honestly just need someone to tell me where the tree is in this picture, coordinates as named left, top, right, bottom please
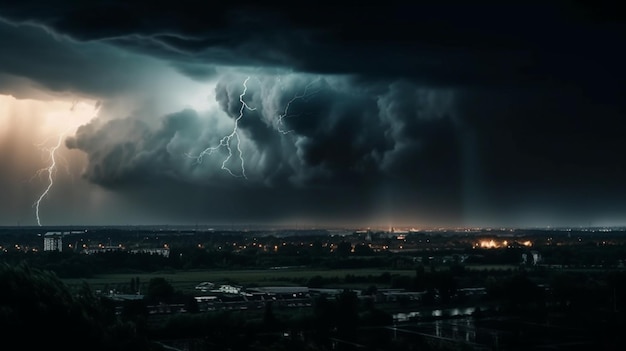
left=434, top=271, right=458, bottom=304
left=336, top=241, right=352, bottom=258
left=353, top=243, right=374, bottom=256
left=145, top=277, right=175, bottom=304
left=335, top=289, right=359, bottom=341
left=313, top=295, right=334, bottom=343
left=263, top=301, right=277, bottom=327
left=0, top=262, right=164, bottom=351
left=308, top=274, right=325, bottom=288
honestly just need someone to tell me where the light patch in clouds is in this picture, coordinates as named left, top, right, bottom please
left=0, top=94, right=100, bottom=225
left=3, top=3, right=623, bottom=228
left=0, top=17, right=488, bottom=228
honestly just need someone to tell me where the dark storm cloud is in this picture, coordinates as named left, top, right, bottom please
left=59, top=73, right=464, bottom=225
left=65, top=109, right=201, bottom=186
left=2, top=1, right=624, bottom=88
left=65, top=74, right=461, bottom=196
left=171, top=63, right=218, bottom=82
left=0, top=17, right=170, bottom=98
left=456, top=85, right=626, bottom=225
left=2, top=1, right=625, bottom=226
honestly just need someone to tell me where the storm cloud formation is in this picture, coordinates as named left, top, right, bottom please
left=64, top=74, right=459, bottom=199
left=0, top=2, right=625, bottom=227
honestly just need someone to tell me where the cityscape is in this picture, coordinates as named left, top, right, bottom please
left=1, top=2, right=625, bottom=350
left=3, top=225, right=626, bottom=260
left=2, top=224, right=626, bottom=350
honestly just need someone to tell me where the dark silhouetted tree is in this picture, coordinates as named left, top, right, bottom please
left=336, top=289, right=359, bottom=341
left=336, top=241, right=352, bottom=258
left=0, top=262, right=163, bottom=351
left=145, top=277, right=175, bottom=304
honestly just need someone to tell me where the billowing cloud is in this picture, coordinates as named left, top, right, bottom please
left=2, top=2, right=623, bottom=88
left=65, top=74, right=459, bottom=192
left=1, top=2, right=625, bottom=227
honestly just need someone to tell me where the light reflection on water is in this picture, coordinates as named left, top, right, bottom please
left=393, top=306, right=476, bottom=322
left=391, top=313, right=481, bottom=344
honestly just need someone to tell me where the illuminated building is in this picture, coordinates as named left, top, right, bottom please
left=43, top=231, right=63, bottom=252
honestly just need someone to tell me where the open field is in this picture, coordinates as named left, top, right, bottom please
left=60, top=264, right=525, bottom=293
left=464, top=264, right=518, bottom=271
left=61, top=268, right=418, bottom=293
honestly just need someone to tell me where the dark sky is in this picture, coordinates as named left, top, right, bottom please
left=0, top=1, right=625, bottom=228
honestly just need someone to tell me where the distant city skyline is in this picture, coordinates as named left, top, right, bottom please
left=1, top=2, right=625, bottom=228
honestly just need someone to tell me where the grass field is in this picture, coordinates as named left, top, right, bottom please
left=60, top=264, right=523, bottom=294
left=464, top=264, right=518, bottom=271
left=61, top=268, right=418, bottom=294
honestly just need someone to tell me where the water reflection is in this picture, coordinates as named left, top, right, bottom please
left=391, top=317, right=481, bottom=345
left=393, top=306, right=476, bottom=322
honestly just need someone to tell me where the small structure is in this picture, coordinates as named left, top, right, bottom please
left=43, top=232, right=63, bottom=252
left=217, top=284, right=242, bottom=294
left=195, top=282, right=215, bottom=292
left=248, top=286, right=310, bottom=299
left=531, top=250, right=542, bottom=265
left=130, top=247, right=170, bottom=257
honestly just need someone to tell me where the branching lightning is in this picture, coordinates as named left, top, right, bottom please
left=33, top=130, right=66, bottom=226
left=186, top=75, right=322, bottom=179
left=31, top=101, right=100, bottom=226
left=187, top=76, right=255, bottom=178
left=277, top=77, right=321, bottom=134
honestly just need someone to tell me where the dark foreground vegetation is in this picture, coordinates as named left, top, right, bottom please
left=2, top=227, right=626, bottom=350
left=0, top=262, right=165, bottom=351
left=2, top=259, right=626, bottom=350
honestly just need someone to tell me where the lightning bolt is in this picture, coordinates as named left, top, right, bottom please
left=187, top=76, right=255, bottom=178
left=33, top=130, right=66, bottom=227
left=31, top=101, right=101, bottom=226
left=186, top=75, right=322, bottom=178
left=276, top=77, right=321, bottom=134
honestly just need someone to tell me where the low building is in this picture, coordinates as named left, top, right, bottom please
left=247, top=286, right=310, bottom=299
left=129, top=247, right=170, bottom=257
left=82, top=245, right=123, bottom=254
left=195, top=282, right=215, bottom=292
left=216, top=284, right=242, bottom=294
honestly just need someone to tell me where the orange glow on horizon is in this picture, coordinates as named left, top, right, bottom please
left=476, top=239, right=533, bottom=249
left=479, top=239, right=499, bottom=248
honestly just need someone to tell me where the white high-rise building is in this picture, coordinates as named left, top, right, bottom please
left=43, top=232, right=63, bottom=252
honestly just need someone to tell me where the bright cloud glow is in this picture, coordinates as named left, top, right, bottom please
left=0, top=94, right=100, bottom=225
left=0, top=95, right=99, bottom=138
